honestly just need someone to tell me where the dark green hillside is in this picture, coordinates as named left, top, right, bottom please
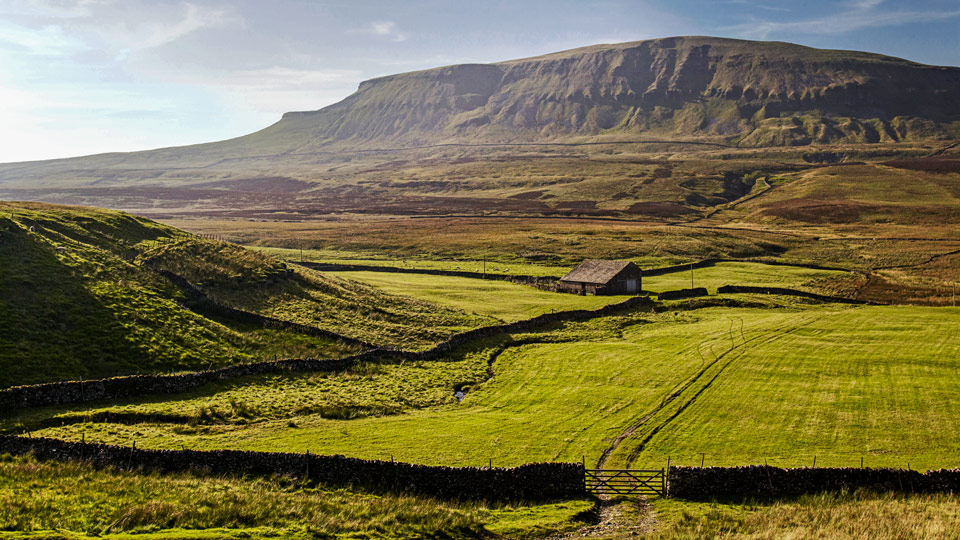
left=145, top=240, right=493, bottom=350
left=0, top=203, right=482, bottom=387
left=0, top=203, right=249, bottom=387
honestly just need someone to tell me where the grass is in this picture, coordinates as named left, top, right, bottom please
left=613, top=304, right=960, bottom=470
left=170, top=217, right=797, bottom=270
left=325, top=271, right=631, bottom=321
left=649, top=491, right=960, bottom=540
left=644, top=261, right=849, bottom=294
left=256, top=246, right=572, bottom=277
left=17, top=301, right=960, bottom=473
left=0, top=453, right=594, bottom=539
left=2, top=344, right=494, bottom=431
left=0, top=203, right=377, bottom=388
left=0, top=202, right=514, bottom=388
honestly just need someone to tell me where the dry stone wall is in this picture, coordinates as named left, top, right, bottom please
left=658, top=287, right=709, bottom=300
left=716, top=285, right=870, bottom=304
left=669, top=465, right=960, bottom=499
left=0, top=435, right=584, bottom=502
left=0, top=296, right=652, bottom=409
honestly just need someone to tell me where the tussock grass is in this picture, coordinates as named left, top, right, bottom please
left=5, top=344, right=496, bottom=431
left=653, top=491, right=960, bottom=539
left=0, top=453, right=593, bottom=539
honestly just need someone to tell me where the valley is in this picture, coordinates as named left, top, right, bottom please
left=1, top=34, right=959, bottom=539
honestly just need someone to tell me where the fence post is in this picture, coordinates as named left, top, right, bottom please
left=666, top=456, right=671, bottom=498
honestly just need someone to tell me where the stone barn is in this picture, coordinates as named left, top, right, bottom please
left=557, top=260, right=642, bottom=295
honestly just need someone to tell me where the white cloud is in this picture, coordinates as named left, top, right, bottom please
left=123, top=2, right=232, bottom=50
left=0, top=22, right=86, bottom=56
left=356, top=20, right=409, bottom=42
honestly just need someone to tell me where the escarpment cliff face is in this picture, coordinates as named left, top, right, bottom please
left=265, top=36, right=960, bottom=148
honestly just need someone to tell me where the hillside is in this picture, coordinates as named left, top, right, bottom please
left=0, top=203, right=487, bottom=388
left=273, top=36, right=960, bottom=147
left=1, top=36, right=957, bottom=188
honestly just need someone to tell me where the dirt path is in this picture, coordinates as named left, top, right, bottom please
left=544, top=497, right=658, bottom=540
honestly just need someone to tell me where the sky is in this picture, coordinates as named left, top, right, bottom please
left=0, top=0, right=958, bottom=163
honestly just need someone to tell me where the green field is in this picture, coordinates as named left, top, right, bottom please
left=18, top=300, right=960, bottom=472
left=643, top=261, right=850, bottom=294
left=326, top=271, right=631, bottom=321
left=6, top=204, right=960, bottom=539
left=255, top=246, right=572, bottom=277
left=620, top=305, right=960, bottom=470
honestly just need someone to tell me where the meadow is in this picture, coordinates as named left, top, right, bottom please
left=647, top=491, right=960, bottom=540
left=642, top=261, right=849, bottom=294
left=325, top=271, right=630, bottom=321
left=5, top=195, right=960, bottom=539
left=19, top=299, right=960, bottom=472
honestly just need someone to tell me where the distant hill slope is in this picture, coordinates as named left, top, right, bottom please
left=1, top=36, right=958, bottom=183
left=269, top=36, right=960, bottom=148
left=0, top=203, right=487, bottom=388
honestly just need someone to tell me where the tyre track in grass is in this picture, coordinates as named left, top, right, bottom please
left=597, top=313, right=824, bottom=469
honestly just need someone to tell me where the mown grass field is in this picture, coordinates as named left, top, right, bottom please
left=643, top=261, right=849, bottom=294
left=19, top=300, right=960, bottom=472
left=619, top=304, right=960, bottom=471
left=0, top=453, right=593, bottom=539
left=325, top=271, right=630, bottom=321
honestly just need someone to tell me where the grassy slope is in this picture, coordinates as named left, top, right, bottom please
left=0, top=453, right=592, bottom=540
left=0, top=203, right=263, bottom=387
left=20, top=301, right=960, bottom=472
left=325, top=271, right=630, bottom=321
left=0, top=202, right=495, bottom=388
left=145, top=241, right=489, bottom=350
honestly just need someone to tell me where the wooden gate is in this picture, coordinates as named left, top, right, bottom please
left=585, top=468, right=666, bottom=496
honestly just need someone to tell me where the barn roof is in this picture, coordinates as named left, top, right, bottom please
left=559, top=260, right=638, bottom=284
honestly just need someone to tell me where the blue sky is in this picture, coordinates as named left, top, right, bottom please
left=0, top=0, right=957, bottom=162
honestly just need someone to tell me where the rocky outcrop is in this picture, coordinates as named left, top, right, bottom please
left=272, top=36, right=960, bottom=146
